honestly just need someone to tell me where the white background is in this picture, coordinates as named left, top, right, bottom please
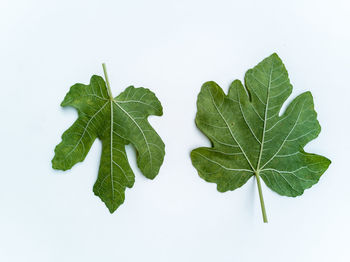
left=1, top=0, right=349, bottom=261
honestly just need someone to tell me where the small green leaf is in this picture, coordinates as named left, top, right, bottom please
left=52, top=65, right=165, bottom=213
left=191, top=53, right=331, bottom=222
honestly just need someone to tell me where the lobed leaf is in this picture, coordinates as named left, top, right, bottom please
left=191, top=53, right=331, bottom=220
left=53, top=75, right=165, bottom=213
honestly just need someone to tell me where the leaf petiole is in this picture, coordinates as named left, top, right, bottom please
left=255, top=171, right=268, bottom=223
left=102, top=63, right=113, bottom=100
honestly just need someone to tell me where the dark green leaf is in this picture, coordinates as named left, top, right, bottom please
left=52, top=71, right=165, bottom=213
left=191, top=53, right=331, bottom=222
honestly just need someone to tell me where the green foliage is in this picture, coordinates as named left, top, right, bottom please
left=52, top=69, right=165, bottom=213
left=191, top=53, right=331, bottom=222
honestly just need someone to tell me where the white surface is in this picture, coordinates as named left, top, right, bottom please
left=0, top=0, right=349, bottom=261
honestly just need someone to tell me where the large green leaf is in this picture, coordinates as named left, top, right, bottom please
left=191, top=53, right=331, bottom=222
left=52, top=66, right=165, bottom=213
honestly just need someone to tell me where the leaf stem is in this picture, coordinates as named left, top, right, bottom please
left=102, top=63, right=113, bottom=100
left=255, top=171, right=268, bottom=223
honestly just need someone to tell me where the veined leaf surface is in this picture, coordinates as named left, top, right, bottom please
left=191, top=53, right=331, bottom=222
left=52, top=66, right=165, bottom=213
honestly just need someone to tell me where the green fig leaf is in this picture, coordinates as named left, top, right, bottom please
left=191, top=53, right=331, bottom=222
left=52, top=66, right=165, bottom=213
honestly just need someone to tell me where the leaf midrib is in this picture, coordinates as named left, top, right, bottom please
left=107, top=94, right=155, bottom=199
left=113, top=100, right=153, bottom=171
left=109, top=100, right=115, bottom=200
left=256, top=67, right=273, bottom=172
left=208, top=64, right=278, bottom=174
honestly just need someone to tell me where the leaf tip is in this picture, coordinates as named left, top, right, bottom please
left=90, top=74, right=105, bottom=82
left=60, top=95, right=71, bottom=107
left=269, top=52, right=281, bottom=60
left=216, top=184, right=227, bottom=193
left=323, top=156, right=332, bottom=170
left=107, top=206, right=117, bottom=214
left=265, top=52, right=284, bottom=66
left=51, top=158, right=69, bottom=171
left=202, top=81, right=219, bottom=90
left=190, top=149, right=199, bottom=164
